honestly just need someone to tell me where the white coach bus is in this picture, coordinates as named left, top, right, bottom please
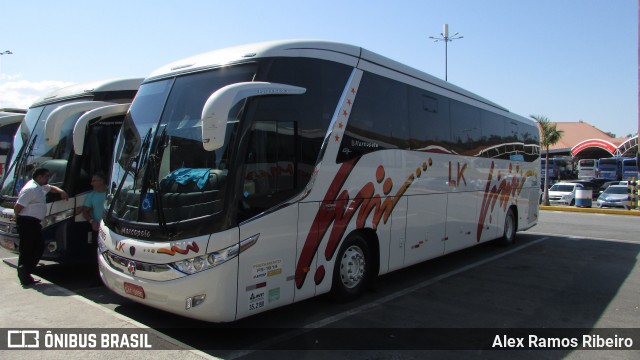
left=0, top=109, right=25, bottom=177
left=0, top=79, right=142, bottom=261
left=98, top=40, right=540, bottom=322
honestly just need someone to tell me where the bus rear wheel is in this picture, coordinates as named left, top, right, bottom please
left=331, top=233, right=370, bottom=301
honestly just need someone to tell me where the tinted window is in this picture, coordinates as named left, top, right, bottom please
left=450, top=100, right=481, bottom=155
left=332, top=71, right=539, bottom=163
left=238, top=58, right=352, bottom=220
left=0, top=121, right=20, bottom=156
left=408, top=88, right=451, bottom=151
left=337, top=72, right=409, bottom=163
left=76, top=116, right=124, bottom=194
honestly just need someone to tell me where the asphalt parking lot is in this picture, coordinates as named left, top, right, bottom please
left=1, top=209, right=639, bottom=360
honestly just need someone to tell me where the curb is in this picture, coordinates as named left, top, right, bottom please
left=539, top=205, right=640, bottom=216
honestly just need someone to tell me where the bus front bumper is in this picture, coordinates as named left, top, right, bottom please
left=98, top=251, right=239, bottom=323
left=0, top=232, right=19, bottom=253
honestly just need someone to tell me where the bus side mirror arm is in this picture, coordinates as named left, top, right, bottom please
left=73, top=103, right=131, bottom=155
left=201, top=82, right=306, bottom=151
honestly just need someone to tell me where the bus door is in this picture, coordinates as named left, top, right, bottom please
left=66, top=104, right=129, bottom=256
left=237, top=205, right=298, bottom=320
left=235, top=119, right=299, bottom=319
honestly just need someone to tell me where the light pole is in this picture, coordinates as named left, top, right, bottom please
left=0, top=50, right=13, bottom=79
left=429, top=24, right=463, bottom=81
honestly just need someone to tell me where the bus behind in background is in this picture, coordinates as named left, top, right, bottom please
left=596, top=157, right=621, bottom=181
left=621, top=158, right=637, bottom=180
left=541, top=157, right=570, bottom=181
left=577, top=159, right=597, bottom=180
left=0, top=109, right=25, bottom=177
left=0, top=78, right=143, bottom=262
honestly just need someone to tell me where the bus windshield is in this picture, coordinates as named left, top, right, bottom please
left=598, top=158, right=618, bottom=167
left=107, top=64, right=259, bottom=238
left=579, top=159, right=595, bottom=167
left=0, top=98, right=89, bottom=199
left=106, top=57, right=354, bottom=241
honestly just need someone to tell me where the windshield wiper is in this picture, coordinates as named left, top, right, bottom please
left=106, top=128, right=153, bottom=221
left=2, top=134, right=39, bottom=197
left=133, top=128, right=153, bottom=190
left=146, top=125, right=169, bottom=234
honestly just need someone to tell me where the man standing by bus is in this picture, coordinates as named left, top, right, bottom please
left=14, top=167, right=68, bottom=287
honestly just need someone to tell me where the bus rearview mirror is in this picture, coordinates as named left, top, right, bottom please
left=44, top=101, right=114, bottom=147
left=201, top=82, right=306, bottom=151
left=73, top=103, right=131, bottom=155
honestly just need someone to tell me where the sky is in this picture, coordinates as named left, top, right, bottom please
left=0, top=0, right=638, bottom=138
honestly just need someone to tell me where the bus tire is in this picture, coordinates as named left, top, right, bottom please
left=331, top=232, right=371, bottom=301
left=498, top=208, right=517, bottom=246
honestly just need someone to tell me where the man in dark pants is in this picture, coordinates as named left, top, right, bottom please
left=14, top=168, right=68, bottom=287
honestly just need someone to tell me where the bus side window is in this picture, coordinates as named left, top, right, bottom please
left=408, top=89, right=451, bottom=151
left=450, top=100, right=481, bottom=155
left=337, top=72, right=409, bottom=163
left=241, top=120, right=297, bottom=220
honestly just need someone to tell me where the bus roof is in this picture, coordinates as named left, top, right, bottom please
left=30, top=78, right=144, bottom=108
left=0, top=112, right=25, bottom=125
left=0, top=108, right=27, bottom=114
left=146, top=40, right=531, bottom=125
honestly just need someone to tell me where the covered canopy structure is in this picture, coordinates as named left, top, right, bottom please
left=540, top=121, right=634, bottom=161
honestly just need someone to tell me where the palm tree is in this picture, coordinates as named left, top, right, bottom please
left=531, top=115, right=564, bottom=206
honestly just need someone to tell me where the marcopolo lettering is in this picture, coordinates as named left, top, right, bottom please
left=121, top=227, right=151, bottom=238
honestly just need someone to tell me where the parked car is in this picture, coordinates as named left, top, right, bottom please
left=599, top=180, right=627, bottom=194
left=547, top=182, right=585, bottom=206
left=596, top=185, right=629, bottom=209
left=564, top=179, right=600, bottom=199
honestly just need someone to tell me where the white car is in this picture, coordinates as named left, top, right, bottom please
left=596, top=185, right=629, bottom=209
left=547, top=182, right=584, bottom=206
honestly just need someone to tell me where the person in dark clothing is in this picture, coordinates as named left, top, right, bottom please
left=14, top=168, right=68, bottom=287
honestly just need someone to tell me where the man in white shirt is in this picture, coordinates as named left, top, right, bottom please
left=14, top=168, right=68, bottom=287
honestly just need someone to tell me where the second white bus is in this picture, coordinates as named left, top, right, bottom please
left=98, top=40, right=540, bottom=322
left=0, top=109, right=25, bottom=177
left=0, top=79, right=142, bottom=261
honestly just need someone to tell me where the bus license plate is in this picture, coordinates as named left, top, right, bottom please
left=124, top=282, right=145, bottom=299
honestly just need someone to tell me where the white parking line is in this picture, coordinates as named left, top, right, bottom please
left=0, top=258, right=220, bottom=360
left=226, top=236, right=549, bottom=359
left=524, top=231, right=640, bottom=244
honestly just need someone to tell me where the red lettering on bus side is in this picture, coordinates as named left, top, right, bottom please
left=295, top=160, right=358, bottom=289
left=296, top=160, right=427, bottom=289
left=477, top=162, right=530, bottom=242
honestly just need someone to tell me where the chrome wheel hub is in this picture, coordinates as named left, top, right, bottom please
left=339, top=245, right=365, bottom=288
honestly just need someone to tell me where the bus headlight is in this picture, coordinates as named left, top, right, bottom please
left=43, top=209, right=75, bottom=227
left=169, top=233, right=259, bottom=275
left=97, top=234, right=108, bottom=255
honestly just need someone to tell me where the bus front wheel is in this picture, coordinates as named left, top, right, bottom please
left=498, top=208, right=517, bottom=246
left=331, top=233, right=371, bottom=301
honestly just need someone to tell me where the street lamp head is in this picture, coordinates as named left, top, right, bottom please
left=429, top=24, right=463, bottom=81
left=0, top=50, right=12, bottom=55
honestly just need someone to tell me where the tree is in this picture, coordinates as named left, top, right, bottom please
left=531, top=115, right=564, bottom=206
